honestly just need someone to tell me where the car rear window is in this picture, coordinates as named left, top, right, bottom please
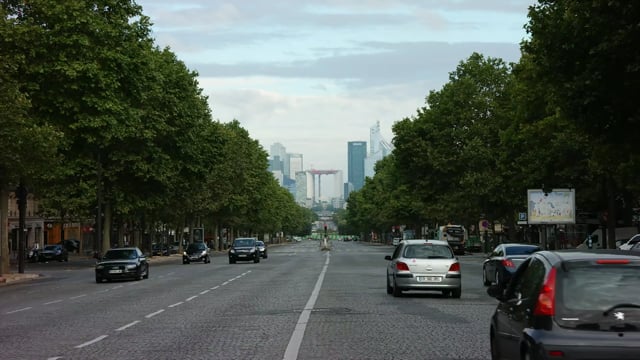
left=403, top=244, right=453, bottom=259
left=505, top=245, right=540, bottom=256
left=556, top=261, right=640, bottom=329
left=234, top=239, right=255, bottom=247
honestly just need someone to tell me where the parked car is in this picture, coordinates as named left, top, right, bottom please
left=256, top=240, right=268, bottom=258
left=95, top=247, right=149, bottom=283
left=152, top=243, right=170, bottom=256
left=385, top=239, right=461, bottom=298
left=618, top=233, right=640, bottom=250
left=482, top=243, right=541, bottom=286
left=183, top=242, right=211, bottom=264
left=487, top=249, right=640, bottom=359
left=61, top=239, right=80, bottom=253
left=228, top=237, right=260, bottom=264
left=38, top=244, right=69, bottom=262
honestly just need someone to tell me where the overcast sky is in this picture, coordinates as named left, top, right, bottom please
left=136, top=0, right=534, bottom=175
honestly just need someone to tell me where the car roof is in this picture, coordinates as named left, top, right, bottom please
left=535, top=249, right=640, bottom=265
left=107, top=247, right=139, bottom=251
left=402, top=239, right=450, bottom=246
left=501, top=243, right=539, bottom=247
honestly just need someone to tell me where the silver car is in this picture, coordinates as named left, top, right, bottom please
left=385, top=239, right=462, bottom=298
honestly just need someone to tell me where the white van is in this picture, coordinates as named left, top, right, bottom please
left=576, top=227, right=638, bottom=249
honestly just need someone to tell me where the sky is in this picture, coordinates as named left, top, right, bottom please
left=136, top=0, right=535, bottom=176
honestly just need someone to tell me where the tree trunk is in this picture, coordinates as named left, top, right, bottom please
left=102, top=202, right=112, bottom=252
left=0, top=188, right=10, bottom=274
left=606, top=176, right=617, bottom=249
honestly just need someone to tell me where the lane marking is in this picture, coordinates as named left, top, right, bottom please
left=6, top=307, right=32, bottom=314
left=210, top=286, right=220, bottom=290
left=199, top=290, right=210, bottom=295
left=145, top=309, right=165, bottom=318
left=222, top=281, right=229, bottom=286
left=69, top=294, right=87, bottom=300
left=44, top=299, right=63, bottom=305
left=186, top=295, right=198, bottom=302
left=283, top=252, right=330, bottom=360
left=75, top=335, right=108, bottom=348
left=116, top=320, right=140, bottom=331
left=169, top=302, right=184, bottom=308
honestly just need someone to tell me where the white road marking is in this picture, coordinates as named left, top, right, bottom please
left=111, top=285, right=123, bottom=290
left=222, top=281, right=229, bottom=285
left=116, top=320, right=140, bottom=331
left=283, top=252, right=330, bottom=360
left=186, top=295, right=197, bottom=301
left=145, top=309, right=165, bottom=318
left=169, top=302, right=184, bottom=308
left=69, top=294, right=87, bottom=300
left=75, top=335, right=108, bottom=348
left=199, top=290, right=210, bottom=295
left=6, top=307, right=32, bottom=314
left=210, top=286, right=220, bottom=290
left=44, top=299, right=63, bottom=305
left=47, top=357, right=63, bottom=360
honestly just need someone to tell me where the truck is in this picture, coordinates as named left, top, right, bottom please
left=438, top=225, right=467, bottom=255
left=576, top=227, right=638, bottom=249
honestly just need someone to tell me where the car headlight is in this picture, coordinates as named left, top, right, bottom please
left=230, top=249, right=235, bottom=253
left=183, top=251, right=188, bottom=256
left=201, top=251, right=207, bottom=256
left=96, top=265, right=104, bottom=270
left=126, top=264, right=137, bottom=270
left=249, top=248, right=255, bottom=253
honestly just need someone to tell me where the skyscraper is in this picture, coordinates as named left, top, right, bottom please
left=347, top=141, right=367, bottom=193
left=364, top=121, right=394, bottom=178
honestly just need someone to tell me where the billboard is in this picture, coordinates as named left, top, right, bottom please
left=527, top=189, right=575, bottom=224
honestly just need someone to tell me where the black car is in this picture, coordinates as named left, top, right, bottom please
left=488, top=250, right=640, bottom=359
left=183, top=242, right=211, bottom=264
left=256, top=240, right=267, bottom=259
left=228, top=237, right=260, bottom=264
left=482, top=243, right=541, bottom=286
left=38, top=244, right=69, bottom=262
left=61, top=239, right=80, bottom=253
left=95, top=247, right=149, bottom=283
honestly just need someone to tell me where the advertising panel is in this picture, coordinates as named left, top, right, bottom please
left=527, top=189, right=576, bottom=224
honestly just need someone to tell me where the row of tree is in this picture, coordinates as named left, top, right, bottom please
left=0, top=1, right=314, bottom=273
left=342, top=1, right=640, bottom=246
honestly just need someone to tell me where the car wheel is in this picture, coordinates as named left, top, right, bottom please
left=206, top=256, right=211, bottom=264
left=451, top=287, right=462, bottom=299
left=483, top=267, right=490, bottom=286
left=95, top=275, right=102, bottom=283
left=229, top=258, right=235, bottom=264
left=392, top=278, right=402, bottom=297
left=386, top=275, right=393, bottom=294
left=143, top=266, right=149, bottom=279
left=136, top=269, right=143, bottom=281
left=263, top=253, right=268, bottom=259
left=495, top=270, right=501, bottom=286
left=254, top=255, right=260, bottom=263
left=183, top=260, right=189, bottom=264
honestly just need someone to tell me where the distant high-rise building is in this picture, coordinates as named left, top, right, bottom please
left=348, top=141, right=367, bottom=192
left=288, top=153, right=303, bottom=179
left=364, top=121, right=394, bottom=178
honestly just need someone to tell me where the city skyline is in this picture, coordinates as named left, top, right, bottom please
left=135, top=0, right=531, bottom=174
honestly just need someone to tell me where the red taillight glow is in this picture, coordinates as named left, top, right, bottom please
left=396, top=262, right=410, bottom=271
left=534, top=267, right=557, bottom=316
left=548, top=350, right=564, bottom=357
left=448, top=262, right=460, bottom=272
left=502, top=259, right=515, bottom=268
left=596, top=259, right=630, bottom=265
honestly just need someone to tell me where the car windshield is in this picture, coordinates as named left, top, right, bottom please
left=504, top=245, right=540, bottom=256
left=43, top=245, right=59, bottom=251
left=187, top=243, right=205, bottom=251
left=557, top=262, right=640, bottom=328
left=256, top=241, right=264, bottom=246
left=103, top=250, right=137, bottom=260
left=234, top=239, right=255, bottom=247
left=403, top=244, right=453, bottom=259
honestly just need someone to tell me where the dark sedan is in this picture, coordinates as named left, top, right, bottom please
left=95, top=247, right=149, bottom=283
left=488, top=250, right=640, bottom=359
left=482, top=243, right=541, bottom=286
left=228, top=237, right=260, bottom=264
left=38, top=244, right=68, bottom=262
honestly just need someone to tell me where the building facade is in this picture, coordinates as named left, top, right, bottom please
left=347, top=141, right=367, bottom=193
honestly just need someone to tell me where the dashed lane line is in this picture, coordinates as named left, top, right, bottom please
left=145, top=309, right=165, bottom=318
left=116, top=321, right=140, bottom=331
left=75, top=335, right=108, bottom=349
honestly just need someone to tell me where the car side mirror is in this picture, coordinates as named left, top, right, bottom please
left=384, top=255, right=392, bottom=261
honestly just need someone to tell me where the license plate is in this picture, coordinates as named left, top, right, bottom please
left=417, top=276, right=441, bottom=282
left=238, top=254, right=247, bottom=257
left=109, top=269, right=123, bottom=274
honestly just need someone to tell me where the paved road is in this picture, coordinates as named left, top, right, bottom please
left=0, top=241, right=495, bottom=360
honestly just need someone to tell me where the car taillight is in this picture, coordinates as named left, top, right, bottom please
left=448, top=262, right=460, bottom=272
left=596, top=259, right=630, bottom=265
left=501, top=259, right=515, bottom=268
left=534, top=267, right=557, bottom=316
left=396, top=262, right=410, bottom=271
